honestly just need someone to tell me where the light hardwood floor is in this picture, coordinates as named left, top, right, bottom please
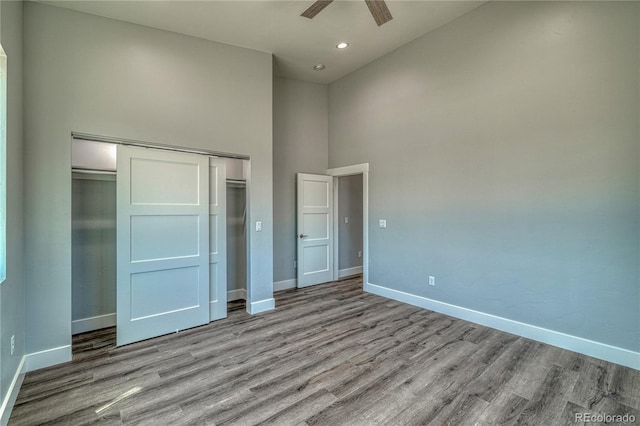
left=9, top=276, right=640, bottom=425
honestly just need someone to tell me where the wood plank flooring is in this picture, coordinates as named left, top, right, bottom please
left=9, top=276, right=640, bottom=425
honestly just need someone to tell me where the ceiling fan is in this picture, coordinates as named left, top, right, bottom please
left=301, top=0, right=393, bottom=27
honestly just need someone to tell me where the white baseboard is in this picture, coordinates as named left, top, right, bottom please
left=228, top=289, right=247, bottom=302
left=24, top=345, right=72, bottom=373
left=248, top=298, right=275, bottom=314
left=274, top=272, right=362, bottom=290
left=274, top=279, right=296, bottom=292
left=365, top=282, right=640, bottom=370
left=0, top=356, right=26, bottom=425
left=339, top=266, right=363, bottom=279
left=72, top=313, right=116, bottom=335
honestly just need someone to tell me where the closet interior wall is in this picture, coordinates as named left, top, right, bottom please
left=227, top=182, right=247, bottom=301
left=71, top=172, right=116, bottom=334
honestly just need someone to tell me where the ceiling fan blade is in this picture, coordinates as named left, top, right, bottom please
left=301, top=0, right=334, bottom=19
left=364, top=0, right=393, bottom=26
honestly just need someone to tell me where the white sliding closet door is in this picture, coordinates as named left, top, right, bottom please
left=208, top=157, right=227, bottom=321
left=116, top=145, right=210, bottom=346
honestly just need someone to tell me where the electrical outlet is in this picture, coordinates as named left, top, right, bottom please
left=358, top=250, right=362, bottom=258
left=379, top=219, right=387, bottom=228
left=255, top=221, right=262, bottom=232
left=428, top=276, right=435, bottom=286
left=10, top=335, right=15, bottom=356
left=345, top=216, right=349, bottom=224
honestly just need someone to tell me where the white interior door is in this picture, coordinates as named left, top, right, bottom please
left=208, top=157, right=227, bottom=321
left=297, top=173, right=334, bottom=288
left=116, top=145, right=210, bottom=346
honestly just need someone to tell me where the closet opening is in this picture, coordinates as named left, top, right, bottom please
left=72, top=169, right=117, bottom=335
left=226, top=179, right=247, bottom=312
left=71, top=136, right=249, bottom=350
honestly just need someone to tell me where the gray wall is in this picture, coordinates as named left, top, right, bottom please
left=24, top=2, right=273, bottom=359
left=71, top=176, right=116, bottom=323
left=0, top=0, right=25, bottom=412
left=329, top=1, right=639, bottom=351
left=338, top=175, right=363, bottom=271
left=273, top=77, right=328, bottom=283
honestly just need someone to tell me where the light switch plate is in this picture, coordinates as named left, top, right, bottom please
left=379, top=219, right=387, bottom=228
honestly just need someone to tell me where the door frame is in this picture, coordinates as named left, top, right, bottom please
left=327, top=163, right=369, bottom=288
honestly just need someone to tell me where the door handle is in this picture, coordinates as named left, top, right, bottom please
left=299, top=234, right=308, bottom=238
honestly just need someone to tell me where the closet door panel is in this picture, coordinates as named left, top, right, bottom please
left=116, top=146, right=210, bottom=346
left=209, top=158, right=227, bottom=321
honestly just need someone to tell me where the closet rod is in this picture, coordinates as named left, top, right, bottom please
left=72, top=168, right=116, bottom=176
left=72, top=132, right=250, bottom=160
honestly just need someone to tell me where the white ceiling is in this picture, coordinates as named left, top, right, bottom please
left=40, top=1, right=486, bottom=84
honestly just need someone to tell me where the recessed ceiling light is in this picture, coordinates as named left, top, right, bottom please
left=313, top=64, right=326, bottom=71
left=336, top=42, right=349, bottom=49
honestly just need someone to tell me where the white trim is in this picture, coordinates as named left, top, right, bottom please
left=365, top=282, right=640, bottom=370
left=326, top=163, right=369, bottom=176
left=327, top=163, right=369, bottom=290
left=24, top=345, right=72, bottom=372
left=0, top=46, right=7, bottom=284
left=247, top=298, right=275, bottom=314
left=332, top=178, right=340, bottom=282
left=243, top=159, right=252, bottom=308
left=362, top=171, right=368, bottom=286
left=72, top=313, right=116, bottom=335
left=227, top=288, right=247, bottom=301
left=0, top=356, right=26, bottom=425
left=274, top=279, right=297, bottom=292
left=339, top=266, right=363, bottom=279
